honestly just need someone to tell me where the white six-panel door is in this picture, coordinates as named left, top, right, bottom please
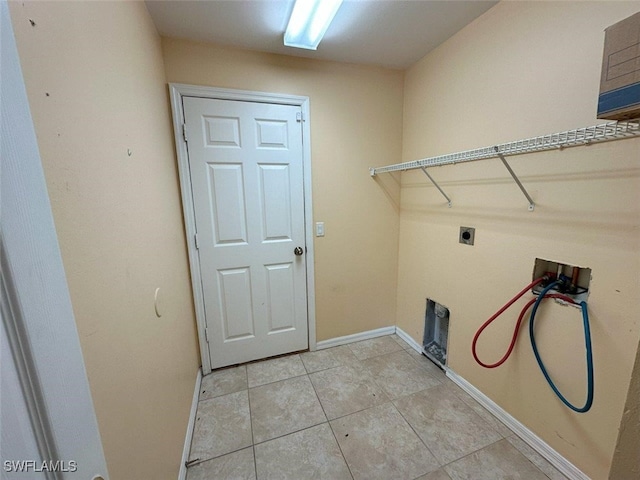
left=183, top=97, right=308, bottom=369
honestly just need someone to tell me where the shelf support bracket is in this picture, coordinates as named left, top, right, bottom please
left=420, top=167, right=452, bottom=208
left=494, top=147, right=535, bottom=211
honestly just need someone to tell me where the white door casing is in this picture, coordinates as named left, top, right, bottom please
left=169, top=85, right=316, bottom=374
left=2, top=1, right=109, bottom=477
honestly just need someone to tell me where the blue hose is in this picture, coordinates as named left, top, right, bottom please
left=529, top=281, right=594, bottom=413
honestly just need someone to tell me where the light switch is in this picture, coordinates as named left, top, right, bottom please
left=315, top=222, right=325, bottom=237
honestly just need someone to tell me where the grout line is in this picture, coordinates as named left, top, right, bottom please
left=251, top=420, right=329, bottom=447
left=392, top=400, right=443, bottom=469
left=347, top=343, right=406, bottom=362
left=438, top=382, right=505, bottom=439
left=306, top=354, right=390, bottom=422
left=439, top=434, right=568, bottom=480
left=247, top=371, right=308, bottom=390
left=327, top=422, right=356, bottom=480
left=307, top=337, right=441, bottom=422
left=441, top=379, right=514, bottom=439
left=250, top=371, right=349, bottom=476
left=316, top=377, right=356, bottom=480
left=307, top=371, right=329, bottom=420
left=438, top=436, right=505, bottom=471
left=246, top=354, right=307, bottom=389
left=325, top=399, right=394, bottom=423
left=189, top=445, right=253, bottom=468
left=250, top=373, right=327, bottom=448
left=300, top=356, right=313, bottom=375
left=245, top=383, right=258, bottom=480
left=243, top=366, right=258, bottom=480
left=446, top=370, right=588, bottom=479
left=505, top=435, right=568, bottom=480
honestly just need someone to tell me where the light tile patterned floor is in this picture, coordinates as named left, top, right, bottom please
left=187, top=334, right=568, bottom=480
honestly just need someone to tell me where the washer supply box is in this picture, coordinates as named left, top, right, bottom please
left=598, top=12, right=640, bottom=121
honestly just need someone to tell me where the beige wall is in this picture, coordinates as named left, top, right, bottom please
left=398, top=2, right=640, bottom=479
left=9, top=2, right=200, bottom=479
left=10, top=1, right=639, bottom=478
left=162, top=38, right=404, bottom=341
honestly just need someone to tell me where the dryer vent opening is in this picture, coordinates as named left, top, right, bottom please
left=423, top=299, right=449, bottom=369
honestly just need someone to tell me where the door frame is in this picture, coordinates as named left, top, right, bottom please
left=2, top=1, right=109, bottom=476
left=169, top=84, right=316, bottom=374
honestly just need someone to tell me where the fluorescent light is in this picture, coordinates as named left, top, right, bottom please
left=284, top=0, right=343, bottom=50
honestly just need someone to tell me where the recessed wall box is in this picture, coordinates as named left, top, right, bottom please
left=423, top=299, right=449, bottom=369
left=532, top=258, right=591, bottom=303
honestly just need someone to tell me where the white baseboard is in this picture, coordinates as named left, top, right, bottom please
left=394, top=326, right=423, bottom=354
left=316, top=326, right=396, bottom=350
left=178, top=367, right=202, bottom=480
left=446, top=369, right=590, bottom=480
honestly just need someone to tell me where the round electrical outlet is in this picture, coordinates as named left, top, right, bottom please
left=459, top=227, right=475, bottom=245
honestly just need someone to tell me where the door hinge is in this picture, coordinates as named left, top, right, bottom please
left=296, top=111, right=303, bottom=123
left=182, top=123, right=188, bottom=142
left=194, top=232, right=200, bottom=249
left=204, top=327, right=210, bottom=343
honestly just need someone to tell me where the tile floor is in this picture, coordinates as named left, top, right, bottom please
left=186, top=334, right=568, bottom=480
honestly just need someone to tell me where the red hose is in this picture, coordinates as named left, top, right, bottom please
left=471, top=277, right=578, bottom=369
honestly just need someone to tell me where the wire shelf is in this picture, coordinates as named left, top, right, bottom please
left=369, top=119, right=640, bottom=176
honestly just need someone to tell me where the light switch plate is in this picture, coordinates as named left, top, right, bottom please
left=316, top=222, right=325, bottom=237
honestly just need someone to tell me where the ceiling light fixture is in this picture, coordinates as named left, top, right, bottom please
left=284, top=0, right=344, bottom=50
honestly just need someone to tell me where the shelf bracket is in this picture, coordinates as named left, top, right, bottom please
left=420, top=167, right=452, bottom=208
left=494, top=147, right=535, bottom=211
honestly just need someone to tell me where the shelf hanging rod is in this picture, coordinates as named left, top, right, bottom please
left=420, top=167, right=452, bottom=208
left=369, top=119, right=640, bottom=177
left=495, top=147, right=535, bottom=211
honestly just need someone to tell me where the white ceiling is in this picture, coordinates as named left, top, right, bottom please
left=146, top=0, right=498, bottom=70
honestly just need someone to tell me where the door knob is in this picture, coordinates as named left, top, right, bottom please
left=294, top=246, right=304, bottom=256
